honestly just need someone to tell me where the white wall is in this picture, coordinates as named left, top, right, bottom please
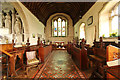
left=74, top=2, right=105, bottom=45
left=74, top=1, right=118, bottom=46
left=12, top=2, right=45, bottom=45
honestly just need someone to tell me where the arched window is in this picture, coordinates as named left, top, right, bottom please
left=109, top=3, right=119, bottom=37
left=79, top=23, right=85, bottom=39
left=52, top=17, right=67, bottom=37
left=99, top=2, right=119, bottom=37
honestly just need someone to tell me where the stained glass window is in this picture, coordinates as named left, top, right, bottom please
left=54, top=20, right=57, bottom=36
left=52, top=17, right=67, bottom=37
left=58, top=18, right=61, bottom=36
left=62, top=20, right=65, bottom=36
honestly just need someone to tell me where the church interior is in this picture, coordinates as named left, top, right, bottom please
left=0, top=0, right=120, bottom=80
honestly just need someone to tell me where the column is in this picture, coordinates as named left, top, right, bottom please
left=11, top=10, right=15, bottom=39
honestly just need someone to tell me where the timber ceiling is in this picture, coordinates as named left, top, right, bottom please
left=22, top=2, right=95, bottom=26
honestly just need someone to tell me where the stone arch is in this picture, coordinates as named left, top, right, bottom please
left=11, top=2, right=29, bottom=34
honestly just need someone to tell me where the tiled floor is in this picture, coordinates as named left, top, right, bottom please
left=34, top=50, right=87, bottom=79
left=4, top=50, right=92, bottom=79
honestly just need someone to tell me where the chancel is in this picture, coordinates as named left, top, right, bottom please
left=0, top=0, right=120, bottom=80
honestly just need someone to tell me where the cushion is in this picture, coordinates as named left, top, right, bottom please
left=107, top=59, right=120, bottom=67
left=26, top=51, right=36, bottom=60
left=27, top=58, right=39, bottom=65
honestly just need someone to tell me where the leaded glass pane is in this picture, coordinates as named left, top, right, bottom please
left=58, top=18, right=61, bottom=36
left=111, top=16, right=118, bottom=36
left=62, top=20, right=65, bottom=36
left=52, top=17, right=67, bottom=37
left=54, top=20, right=57, bottom=36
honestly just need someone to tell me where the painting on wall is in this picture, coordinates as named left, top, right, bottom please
left=87, top=16, right=93, bottom=26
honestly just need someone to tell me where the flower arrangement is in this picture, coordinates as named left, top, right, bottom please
left=109, top=32, right=118, bottom=37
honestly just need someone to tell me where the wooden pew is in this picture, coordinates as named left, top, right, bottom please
left=67, top=42, right=72, bottom=54
left=36, top=37, right=52, bottom=62
left=104, top=45, right=120, bottom=80
left=0, top=44, right=25, bottom=77
left=25, top=37, right=41, bottom=51
left=1, top=37, right=41, bottom=77
left=38, top=45, right=52, bottom=62
left=0, top=44, right=15, bottom=76
left=68, top=40, right=88, bottom=70
left=92, top=37, right=119, bottom=48
left=88, top=37, right=106, bottom=79
left=71, top=45, right=82, bottom=69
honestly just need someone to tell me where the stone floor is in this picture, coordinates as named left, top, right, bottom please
left=3, top=50, right=93, bottom=79
left=35, top=50, right=85, bottom=79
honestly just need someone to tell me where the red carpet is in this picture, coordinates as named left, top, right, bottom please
left=34, top=50, right=87, bottom=79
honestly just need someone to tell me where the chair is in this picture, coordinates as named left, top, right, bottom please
left=25, top=51, right=41, bottom=75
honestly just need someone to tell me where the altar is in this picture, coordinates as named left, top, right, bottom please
left=54, top=41, right=66, bottom=50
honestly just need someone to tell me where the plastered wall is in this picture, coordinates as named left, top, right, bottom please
left=74, top=1, right=118, bottom=46
left=11, top=2, right=45, bottom=45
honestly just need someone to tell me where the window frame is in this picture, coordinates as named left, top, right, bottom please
left=52, top=16, right=68, bottom=37
left=109, top=3, right=119, bottom=37
left=99, top=1, right=119, bottom=38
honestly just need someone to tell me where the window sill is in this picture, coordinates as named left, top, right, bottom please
left=103, top=37, right=118, bottom=39
left=103, top=36, right=118, bottom=39
left=52, top=36, right=66, bottom=37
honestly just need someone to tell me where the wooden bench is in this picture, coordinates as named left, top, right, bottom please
left=0, top=44, right=25, bottom=77
left=70, top=45, right=88, bottom=70
left=104, top=45, right=120, bottom=80
left=38, top=45, right=52, bottom=62
left=88, top=37, right=106, bottom=79
left=67, top=39, right=89, bottom=70
left=67, top=42, right=72, bottom=54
